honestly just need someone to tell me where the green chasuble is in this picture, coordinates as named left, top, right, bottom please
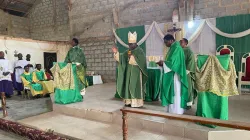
left=64, top=45, right=88, bottom=90
left=196, top=55, right=230, bottom=128
left=183, top=47, right=197, bottom=105
left=161, top=41, right=188, bottom=109
left=116, top=47, right=148, bottom=100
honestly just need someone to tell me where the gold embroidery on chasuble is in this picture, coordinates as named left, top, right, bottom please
left=195, top=56, right=238, bottom=96
left=51, top=63, right=75, bottom=90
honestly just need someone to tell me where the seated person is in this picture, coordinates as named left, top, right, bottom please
left=33, top=64, right=54, bottom=95
left=21, top=65, right=43, bottom=97
left=45, top=69, right=53, bottom=80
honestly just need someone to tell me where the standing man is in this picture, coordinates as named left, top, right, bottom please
left=0, top=51, right=13, bottom=117
left=157, top=34, right=188, bottom=114
left=0, top=51, right=13, bottom=98
left=13, top=53, right=28, bottom=95
left=26, top=54, right=34, bottom=72
left=64, top=38, right=88, bottom=97
left=180, top=38, right=197, bottom=108
left=112, top=32, right=148, bottom=107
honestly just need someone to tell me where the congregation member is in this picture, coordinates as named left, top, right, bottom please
left=112, top=32, right=148, bottom=108
left=21, top=65, right=43, bottom=97
left=64, top=38, right=88, bottom=96
left=157, top=34, right=188, bottom=114
left=13, top=53, right=28, bottom=95
left=0, top=51, right=13, bottom=98
left=45, top=69, right=53, bottom=80
left=180, top=38, right=197, bottom=108
left=33, top=64, right=54, bottom=96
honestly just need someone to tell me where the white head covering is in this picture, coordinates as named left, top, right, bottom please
left=128, top=32, right=137, bottom=43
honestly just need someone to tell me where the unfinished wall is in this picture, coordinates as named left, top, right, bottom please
left=69, top=0, right=178, bottom=82
left=0, top=0, right=250, bottom=82
left=28, top=0, right=70, bottom=41
left=0, top=10, right=30, bottom=38
left=194, top=0, right=250, bottom=19
left=81, top=37, right=116, bottom=82
left=68, top=0, right=250, bottom=82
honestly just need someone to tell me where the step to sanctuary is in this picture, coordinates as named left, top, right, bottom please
left=46, top=83, right=250, bottom=140
left=15, top=83, right=250, bottom=140
left=18, top=112, right=193, bottom=140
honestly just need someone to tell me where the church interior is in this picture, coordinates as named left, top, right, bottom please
left=0, top=0, right=250, bottom=140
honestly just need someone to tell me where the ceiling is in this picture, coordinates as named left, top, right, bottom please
left=0, top=0, right=37, bottom=17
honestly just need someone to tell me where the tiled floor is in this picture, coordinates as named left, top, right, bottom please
left=19, top=112, right=191, bottom=140
left=1, top=95, right=52, bottom=120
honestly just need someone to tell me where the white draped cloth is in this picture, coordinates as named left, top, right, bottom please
left=184, top=18, right=216, bottom=55
left=163, top=63, right=184, bottom=115
left=0, top=59, right=12, bottom=81
left=14, top=60, right=28, bottom=83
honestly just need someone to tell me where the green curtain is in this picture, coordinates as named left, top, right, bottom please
left=115, top=25, right=146, bottom=53
left=115, top=25, right=146, bottom=98
left=216, top=14, right=250, bottom=88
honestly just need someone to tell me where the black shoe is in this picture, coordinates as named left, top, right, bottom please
left=5, top=95, right=11, bottom=98
left=17, top=91, right=22, bottom=96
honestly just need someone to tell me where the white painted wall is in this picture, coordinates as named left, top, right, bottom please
left=0, top=37, right=70, bottom=70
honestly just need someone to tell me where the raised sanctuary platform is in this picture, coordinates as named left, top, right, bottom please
left=19, top=83, right=250, bottom=140
left=50, top=83, right=250, bottom=140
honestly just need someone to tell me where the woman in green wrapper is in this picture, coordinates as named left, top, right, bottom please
left=112, top=31, right=148, bottom=107
left=33, top=64, right=54, bottom=95
left=64, top=38, right=88, bottom=97
left=21, top=65, right=43, bottom=97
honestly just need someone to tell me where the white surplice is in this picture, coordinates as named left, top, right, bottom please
left=163, top=63, right=184, bottom=115
left=14, top=60, right=28, bottom=83
left=0, top=59, right=12, bottom=81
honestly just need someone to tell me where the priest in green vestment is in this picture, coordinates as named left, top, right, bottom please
left=180, top=38, right=197, bottom=108
left=64, top=38, right=88, bottom=97
left=157, top=34, right=188, bottom=114
left=112, top=32, right=148, bottom=107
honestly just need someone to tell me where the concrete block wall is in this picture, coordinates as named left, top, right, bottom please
left=0, top=10, right=30, bottom=38
left=28, top=0, right=70, bottom=41
left=80, top=37, right=116, bottom=82
left=194, top=0, right=250, bottom=19
left=0, top=10, right=9, bottom=36
left=69, top=0, right=178, bottom=82
left=11, top=16, right=30, bottom=38
left=69, top=0, right=177, bottom=39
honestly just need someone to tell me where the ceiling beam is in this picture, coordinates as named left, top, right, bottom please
left=11, top=0, right=33, bottom=7
left=3, top=7, right=27, bottom=13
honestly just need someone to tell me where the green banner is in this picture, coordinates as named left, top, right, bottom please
left=216, top=14, right=250, bottom=88
left=115, top=25, right=146, bottom=53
